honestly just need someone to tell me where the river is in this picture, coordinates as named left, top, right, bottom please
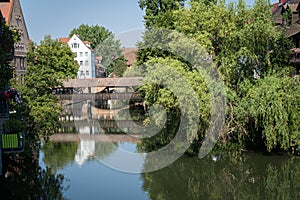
left=2, top=101, right=300, bottom=199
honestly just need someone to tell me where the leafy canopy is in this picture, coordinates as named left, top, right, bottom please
left=21, top=35, right=78, bottom=141
left=69, top=24, right=112, bottom=49
left=136, top=0, right=300, bottom=154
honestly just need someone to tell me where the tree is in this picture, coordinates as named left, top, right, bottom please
left=139, top=0, right=186, bottom=28
left=94, top=34, right=126, bottom=76
left=111, top=56, right=128, bottom=77
left=238, top=75, right=300, bottom=153
left=0, top=16, right=15, bottom=90
left=69, top=24, right=112, bottom=49
left=136, top=0, right=300, bottom=154
left=20, top=35, right=78, bottom=141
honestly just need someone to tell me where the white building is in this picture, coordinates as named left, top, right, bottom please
left=60, top=34, right=96, bottom=79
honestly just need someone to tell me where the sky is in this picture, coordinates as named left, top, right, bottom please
left=20, top=0, right=145, bottom=47
left=20, top=0, right=279, bottom=47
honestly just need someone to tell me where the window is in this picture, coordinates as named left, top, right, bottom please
left=80, top=70, right=84, bottom=75
left=20, top=57, right=25, bottom=69
left=72, top=43, right=79, bottom=48
left=85, top=60, right=89, bottom=66
left=74, top=52, right=77, bottom=57
left=85, top=52, right=88, bottom=56
left=80, top=61, right=83, bottom=66
left=80, top=52, right=83, bottom=57
left=86, top=70, right=89, bottom=76
left=14, top=57, right=20, bottom=69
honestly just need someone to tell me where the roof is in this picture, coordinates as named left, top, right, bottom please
left=59, top=37, right=70, bottom=43
left=122, top=48, right=138, bottom=66
left=0, top=0, right=13, bottom=23
left=272, top=0, right=300, bottom=38
left=59, top=35, right=93, bottom=50
left=286, top=26, right=300, bottom=37
left=83, top=41, right=90, bottom=45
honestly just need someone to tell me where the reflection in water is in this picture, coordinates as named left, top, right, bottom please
left=39, top=101, right=300, bottom=199
left=75, top=139, right=95, bottom=166
left=0, top=152, right=68, bottom=199
left=43, top=141, right=119, bottom=168
left=41, top=139, right=300, bottom=199
left=42, top=142, right=78, bottom=172
left=59, top=100, right=146, bottom=134
left=142, top=152, right=300, bottom=200
left=94, top=142, right=118, bottom=160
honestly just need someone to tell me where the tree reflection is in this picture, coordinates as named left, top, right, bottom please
left=42, top=141, right=118, bottom=167
left=42, top=142, right=78, bottom=172
left=141, top=152, right=300, bottom=200
left=94, top=142, right=118, bottom=160
left=0, top=153, right=68, bottom=199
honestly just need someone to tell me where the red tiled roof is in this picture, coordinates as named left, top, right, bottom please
left=59, top=37, right=70, bottom=43
left=0, top=0, right=13, bottom=23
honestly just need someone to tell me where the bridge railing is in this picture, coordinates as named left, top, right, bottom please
left=56, top=92, right=144, bottom=101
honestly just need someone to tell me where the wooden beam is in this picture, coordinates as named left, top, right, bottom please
left=57, top=92, right=144, bottom=101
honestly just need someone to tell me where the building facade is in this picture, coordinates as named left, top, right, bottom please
left=60, top=34, right=96, bottom=79
left=0, top=0, right=30, bottom=83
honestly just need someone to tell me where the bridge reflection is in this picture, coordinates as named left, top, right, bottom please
left=50, top=134, right=141, bottom=143
left=53, top=100, right=145, bottom=166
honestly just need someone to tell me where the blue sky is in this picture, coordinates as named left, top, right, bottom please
left=21, top=0, right=145, bottom=47
left=20, top=0, right=278, bottom=47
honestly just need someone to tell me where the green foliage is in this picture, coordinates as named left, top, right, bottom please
left=139, top=0, right=186, bottom=28
left=2, top=118, right=24, bottom=133
left=20, top=35, right=78, bottom=141
left=172, top=0, right=292, bottom=87
left=94, top=34, right=125, bottom=76
left=0, top=17, right=14, bottom=90
left=239, top=76, right=300, bottom=153
left=111, top=56, right=129, bottom=77
left=137, top=0, right=300, bottom=154
left=138, top=57, right=211, bottom=152
left=69, top=24, right=112, bottom=49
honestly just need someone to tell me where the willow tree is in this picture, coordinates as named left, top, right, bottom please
left=136, top=0, right=299, bottom=154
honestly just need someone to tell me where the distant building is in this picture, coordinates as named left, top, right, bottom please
left=0, top=0, right=30, bottom=83
left=95, top=56, right=106, bottom=78
left=60, top=34, right=96, bottom=79
left=122, top=47, right=138, bottom=67
left=272, top=0, right=300, bottom=74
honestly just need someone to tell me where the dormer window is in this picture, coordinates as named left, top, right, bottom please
left=15, top=15, right=21, bottom=21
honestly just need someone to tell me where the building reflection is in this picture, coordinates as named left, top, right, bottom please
left=75, top=139, right=95, bottom=166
